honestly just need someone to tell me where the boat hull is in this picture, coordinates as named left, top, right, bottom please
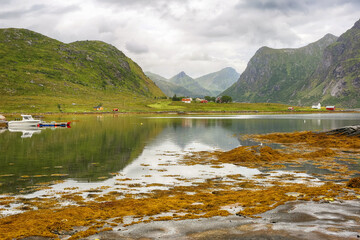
left=8, top=120, right=41, bottom=128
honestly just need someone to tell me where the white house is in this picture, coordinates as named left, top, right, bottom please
left=312, top=103, right=321, bottom=109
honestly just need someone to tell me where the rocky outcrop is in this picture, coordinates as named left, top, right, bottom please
left=326, top=125, right=360, bottom=137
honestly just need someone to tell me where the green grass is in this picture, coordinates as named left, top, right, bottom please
left=146, top=100, right=330, bottom=113
left=1, top=96, right=333, bottom=114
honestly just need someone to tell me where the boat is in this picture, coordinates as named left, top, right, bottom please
left=38, top=121, right=71, bottom=128
left=7, top=115, right=42, bottom=128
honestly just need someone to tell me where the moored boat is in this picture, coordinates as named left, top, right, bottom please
left=38, top=122, right=71, bottom=128
left=7, top=115, right=42, bottom=128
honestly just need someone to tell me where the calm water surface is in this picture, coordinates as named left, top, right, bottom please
left=0, top=113, right=359, bottom=194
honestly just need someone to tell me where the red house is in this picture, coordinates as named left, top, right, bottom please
left=182, top=98, right=192, bottom=103
left=200, top=100, right=208, bottom=103
left=326, top=106, right=335, bottom=111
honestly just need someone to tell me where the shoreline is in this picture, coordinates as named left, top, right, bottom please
left=1, top=109, right=357, bottom=117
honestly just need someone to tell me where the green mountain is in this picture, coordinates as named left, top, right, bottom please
left=168, top=71, right=212, bottom=97
left=145, top=71, right=195, bottom=97
left=195, top=67, right=240, bottom=96
left=222, top=34, right=338, bottom=104
left=299, top=19, right=360, bottom=107
left=0, top=28, right=164, bottom=112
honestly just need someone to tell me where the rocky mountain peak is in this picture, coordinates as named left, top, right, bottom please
left=353, top=18, right=360, bottom=29
left=171, top=71, right=191, bottom=80
left=177, top=71, right=187, bottom=77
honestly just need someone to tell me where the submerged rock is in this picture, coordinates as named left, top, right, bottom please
left=347, top=177, right=360, bottom=188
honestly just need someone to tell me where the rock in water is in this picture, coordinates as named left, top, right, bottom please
left=326, top=125, right=360, bottom=137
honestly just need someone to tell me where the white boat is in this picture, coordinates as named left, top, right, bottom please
left=7, top=115, right=42, bottom=128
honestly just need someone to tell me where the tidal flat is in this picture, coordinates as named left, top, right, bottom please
left=0, top=127, right=360, bottom=239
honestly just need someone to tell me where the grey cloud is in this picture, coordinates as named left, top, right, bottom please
left=0, top=4, right=46, bottom=19
left=0, top=4, right=79, bottom=20
left=125, top=41, right=149, bottom=54
left=51, top=5, right=81, bottom=15
left=236, top=0, right=312, bottom=13
left=187, top=53, right=213, bottom=61
left=98, top=0, right=187, bottom=6
left=95, top=0, right=190, bottom=17
left=0, top=0, right=11, bottom=4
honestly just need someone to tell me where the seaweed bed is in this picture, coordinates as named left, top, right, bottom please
left=0, top=131, right=360, bottom=239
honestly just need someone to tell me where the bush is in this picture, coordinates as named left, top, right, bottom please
left=205, top=96, right=216, bottom=102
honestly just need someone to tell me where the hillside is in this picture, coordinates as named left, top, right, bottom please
left=0, top=28, right=165, bottom=112
left=145, top=72, right=195, bottom=97
left=222, top=34, right=338, bottom=104
left=195, top=67, right=240, bottom=96
left=299, top=19, right=360, bottom=107
left=168, top=71, right=212, bottom=97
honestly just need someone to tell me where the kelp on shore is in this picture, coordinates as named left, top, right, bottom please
left=0, top=131, right=360, bottom=239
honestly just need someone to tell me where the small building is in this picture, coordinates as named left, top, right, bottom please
left=312, top=103, right=321, bottom=109
left=182, top=98, right=192, bottom=103
left=288, top=107, right=294, bottom=111
left=200, top=100, right=208, bottom=103
left=113, top=108, right=119, bottom=112
left=93, top=106, right=103, bottom=111
left=326, top=106, right=335, bottom=111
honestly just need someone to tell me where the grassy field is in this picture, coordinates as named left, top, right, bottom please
left=146, top=100, right=331, bottom=113
left=0, top=97, right=333, bottom=114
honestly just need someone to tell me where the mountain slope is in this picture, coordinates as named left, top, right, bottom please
left=299, top=19, right=360, bottom=107
left=168, top=71, right=212, bottom=97
left=0, top=28, right=164, bottom=106
left=145, top=72, right=195, bottom=97
left=195, top=67, right=240, bottom=96
left=222, top=34, right=338, bottom=104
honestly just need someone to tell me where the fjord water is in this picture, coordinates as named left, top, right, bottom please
left=0, top=113, right=359, bottom=194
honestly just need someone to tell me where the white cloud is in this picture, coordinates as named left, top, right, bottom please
left=0, top=0, right=359, bottom=78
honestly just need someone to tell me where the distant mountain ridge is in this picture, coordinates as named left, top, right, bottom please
left=146, top=67, right=240, bottom=97
left=195, top=67, right=240, bottom=96
left=145, top=72, right=196, bottom=97
left=222, top=33, right=338, bottom=104
left=168, top=71, right=212, bottom=97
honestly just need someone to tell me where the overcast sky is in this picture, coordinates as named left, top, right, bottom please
left=0, top=0, right=359, bottom=78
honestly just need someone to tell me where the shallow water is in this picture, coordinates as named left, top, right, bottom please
left=0, top=113, right=359, bottom=195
